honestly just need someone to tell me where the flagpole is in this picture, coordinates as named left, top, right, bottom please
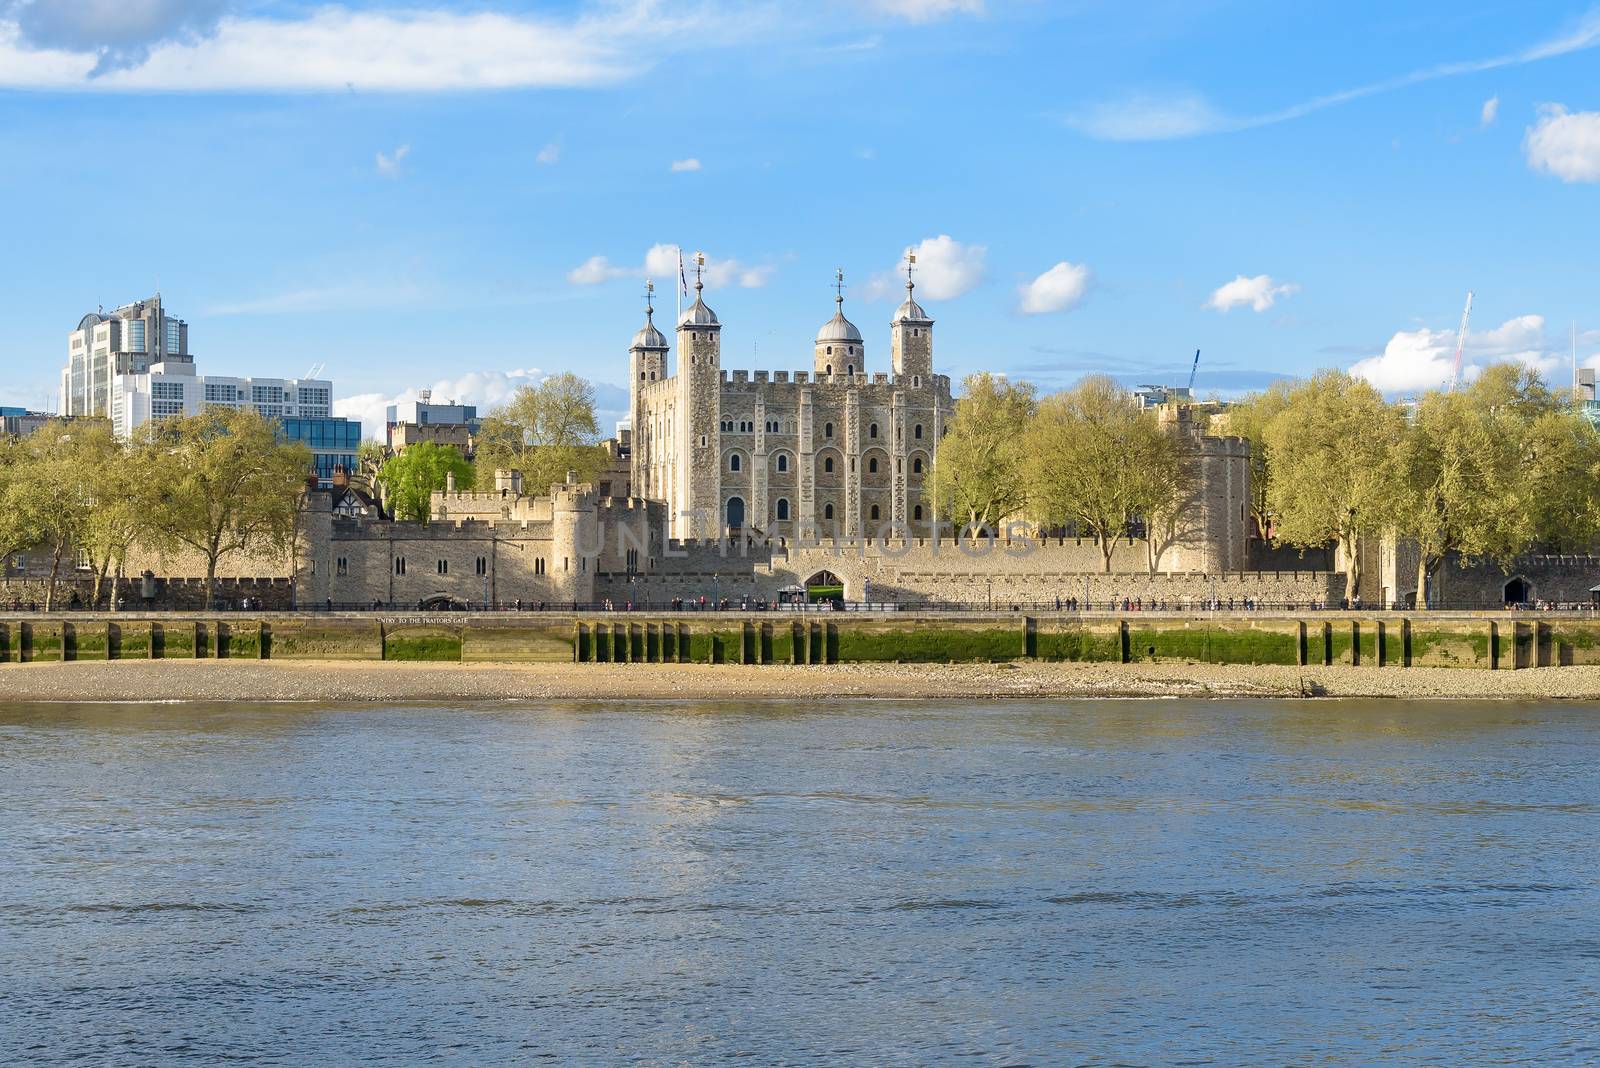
left=676, top=246, right=684, bottom=324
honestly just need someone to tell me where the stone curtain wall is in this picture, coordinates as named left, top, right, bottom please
left=0, top=577, right=292, bottom=611
left=597, top=534, right=1341, bottom=607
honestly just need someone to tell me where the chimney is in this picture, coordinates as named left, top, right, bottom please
left=332, top=465, right=349, bottom=489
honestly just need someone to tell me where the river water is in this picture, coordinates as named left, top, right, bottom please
left=1, top=699, right=1596, bottom=1066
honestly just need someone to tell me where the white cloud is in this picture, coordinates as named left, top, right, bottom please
left=1524, top=104, right=1600, bottom=182
left=1481, top=94, right=1500, bottom=126
left=1017, top=261, right=1091, bottom=315
left=335, top=368, right=546, bottom=441
left=1065, top=10, right=1600, bottom=140
left=1350, top=313, right=1561, bottom=394
left=0, top=3, right=736, bottom=91
left=867, top=235, right=986, bottom=301
left=569, top=244, right=773, bottom=289
left=375, top=143, right=409, bottom=176
left=536, top=142, right=560, bottom=165
left=566, top=255, right=630, bottom=286
left=866, top=0, right=983, bottom=22
left=669, top=157, right=702, bottom=172
left=1206, top=274, right=1299, bottom=313
left=9, top=0, right=226, bottom=75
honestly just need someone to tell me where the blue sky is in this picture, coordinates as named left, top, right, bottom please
left=4, top=0, right=1600, bottom=434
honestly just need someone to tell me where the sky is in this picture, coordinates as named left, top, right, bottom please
left=5, top=0, right=1600, bottom=436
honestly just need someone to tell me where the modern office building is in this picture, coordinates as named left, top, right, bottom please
left=61, top=295, right=192, bottom=417
left=110, top=362, right=357, bottom=487
left=385, top=389, right=480, bottom=449
left=0, top=406, right=58, bottom=438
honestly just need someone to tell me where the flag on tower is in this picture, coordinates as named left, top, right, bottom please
left=677, top=248, right=688, bottom=297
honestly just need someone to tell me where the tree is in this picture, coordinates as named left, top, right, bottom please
left=357, top=440, right=388, bottom=481
left=1023, top=376, right=1185, bottom=572
left=474, top=373, right=609, bottom=494
left=4, top=422, right=97, bottom=611
left=1217, top=379, right=1293, bottom=539
left=927, top=372, right=1036, bottom=532
left=377, top=442, right=475, bottom=522
left=137, top=407, right=311, bottom=608
left=73, top=421, right=150, bottom=609
left=1264, top=371, right=1403, bottom=604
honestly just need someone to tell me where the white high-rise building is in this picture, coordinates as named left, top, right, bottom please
left=61, top=295, right=192, bottom=417
left=110, top=362, right=334, bottom=438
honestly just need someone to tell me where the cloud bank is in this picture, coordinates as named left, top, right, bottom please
left=1349, top=314, right=1571, bottom=394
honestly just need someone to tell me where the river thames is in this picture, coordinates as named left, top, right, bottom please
left=2, top=698, right=1596, bottom=1066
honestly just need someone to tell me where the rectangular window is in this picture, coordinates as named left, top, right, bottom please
left=437, top=559, right=448, bottom=575
left=395, top=557, right=406, bottom=575
left=336, top=557, right=348, bottom=576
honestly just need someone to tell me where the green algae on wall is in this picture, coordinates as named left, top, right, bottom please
left=832, top=623, right=1023, bottom=663
left=268, top=621, right=379, bottom=660
left=25, top=622, right=63, bottom=662
left=384, top=625, right=462, bottom=662
left=1125, top=622, right=1300, bottom=666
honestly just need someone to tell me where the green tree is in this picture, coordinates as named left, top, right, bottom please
left=137, top=407, right=312, bottom=608
left=474, top=373, right=609, bottom=494
left=1264, top=371, right=1403, bottom=604
left=5, top=421, right=97, bottom=611
left=1024, top=376, right=1185, bottom=572
left=927, top=372, right=1037, bottom=531
left=1217, top=379, right=1293, bottom=539
left=357, top=439, right=388, bottom=480
left=73, top=421, right=150, bottom=609
left=377, top=441, right=476, bottom=522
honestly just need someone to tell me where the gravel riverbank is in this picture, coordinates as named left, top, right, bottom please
left=7, top=658, right=1600, bottom=702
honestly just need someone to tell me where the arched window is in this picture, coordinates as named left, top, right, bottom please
left=823, top=456, right=834, bottom=473
left=824, top=503, right=835, bottom=520
left=914, top=504, right=924, bottom=521
left=848, top=346, right=855, bottom=355
left=826, top=346, right=833, bottom=355
left=868, top=457, right=878, bottom=474
left=729, top=453, right=741, bottom=473
left=847, top=365, right=854, bottom=375
left=776, top=454, right=789, bottom=473
left=914, top=423, right=923, bottom=439
left=776, top=498, right=790, bottom=521
left=825, top=364, right=832, bottom=374
left=912, top=457, right=923, bottom=474
left=824, top=422, right=834, bottom=438
left=869, top=423, right=879, bottom=438
left=870, top=504, right=881, bottom=521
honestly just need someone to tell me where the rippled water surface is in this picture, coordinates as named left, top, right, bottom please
left=2, top=698, right=1598, bottom=1066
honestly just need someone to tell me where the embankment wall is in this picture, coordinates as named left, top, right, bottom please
left=0, top=611, right=1589, bottom=669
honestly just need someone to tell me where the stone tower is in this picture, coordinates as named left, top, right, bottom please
left=675, top=255, right=722, bottom=539
left=890, top=255, right=933, bottom=381
left=548, top=473, right=599, bottom=604
left=628, top=283, right=668, bottom=502
left=814, top=269, right=864, bottom=377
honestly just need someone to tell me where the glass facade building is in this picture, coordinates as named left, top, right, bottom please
left=279, top=416, right=362, bottom=486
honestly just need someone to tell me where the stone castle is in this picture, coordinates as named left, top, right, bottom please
left=630, top=261, right=954, bottom=540
left=16, top=264, right=1289, bottom=611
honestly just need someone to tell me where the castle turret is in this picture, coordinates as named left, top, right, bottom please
left=890, top=253, right=933, bottom=381
left=814, top=269, right=863, bottom=377
left=629, top=282, right=669, bottom=504
left=675, top=253, right=722, bottom=539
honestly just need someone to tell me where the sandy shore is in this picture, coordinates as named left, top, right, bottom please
left=5, top=658, right=1600, bottom=702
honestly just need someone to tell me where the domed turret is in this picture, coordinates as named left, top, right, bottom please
left=815, top=269, right=864, bottom=376
left=678, top=270, right=719, bottom=329
left=631, top=307, right=667, bottom=352
left=891, top=252, right=933, bottom=380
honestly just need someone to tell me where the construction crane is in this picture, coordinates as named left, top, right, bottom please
left=1448, top=292, right=1474, bottom=392
left=1187, top=349, right=1201, bottom=392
